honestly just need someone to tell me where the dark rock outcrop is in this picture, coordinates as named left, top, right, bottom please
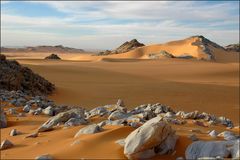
left=98, top=39, right=145, bottom=55
left=0, top=54, right=55, bottom=96
left=45, top=54, right=61, bottom=60
left=225, top=44, right=240, bottom=52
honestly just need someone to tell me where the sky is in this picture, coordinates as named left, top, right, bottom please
left=1, top=1, right=239, bottom=50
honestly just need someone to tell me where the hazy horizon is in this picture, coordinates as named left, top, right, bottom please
left=1, top=1, right=239, bottom=50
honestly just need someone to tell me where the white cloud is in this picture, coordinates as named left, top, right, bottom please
left=1, top=1, right=239, bottom=49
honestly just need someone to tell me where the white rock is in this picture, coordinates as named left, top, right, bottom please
left=64, top=118, right=88, bottom=126
left=124, top=116, right=177, bottom=159
left=208, top=130, right=218, bottom=138
left=35, top=154, right=53, bottom=160
left=43, top=106, right=54, bottom=116
left=38, top=108, right=85, bottom=132
left=115, top=139, right=125, bottom=147
left=108, top=110, right=130, bottom=120
left=10, top=129, right=21, bottom=136
left=0, top=139, right=14, bottom=150
left=74, top=124, right=102, bottom=138
left=218, top=131, right=237, bottom=140
left=185, top=141, right=230, bottom=159
left=230, top=139, right=240, bottom=159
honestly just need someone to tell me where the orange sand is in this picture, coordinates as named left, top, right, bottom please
left=1, top=37, right=239, bottom=159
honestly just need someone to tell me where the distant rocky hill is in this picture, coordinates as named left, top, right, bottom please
left=1, top=45, right=85, bottom=53
left=45, top=54, right=61, bottom=60
left=98, top=39, right=145, bottom=55
left=225, top=44, right=240, bottom=52
left=0, top=54, right=55, bottom=96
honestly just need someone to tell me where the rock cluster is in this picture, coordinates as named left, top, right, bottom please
left=149, top=50, right=175, bottom=59
left=225, top=44, right=240, bottom=52
left=0, top=54, right=55, bottom=95
left=0, top=92, right=239, bottom=159
left=44, top=54, right=61, bottom=60
left=97, top=39, right=145, bottom=55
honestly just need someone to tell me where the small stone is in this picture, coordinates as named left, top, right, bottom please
left=208, top=130, right=218, bottom=138
left=0, top=139, right=14, bottom=150
left=115, top=139, right=125, bottom=147
left=10, top=129, right=21, bottom=136
left=35, top=154, right=53, bottom=160
left=71, top=140, right=81, bottom=146
left=25, top=132, right=38, bottom=138
left=23, top=104, right=31, bottom=113
left=116, top=99, right=125, bottom=107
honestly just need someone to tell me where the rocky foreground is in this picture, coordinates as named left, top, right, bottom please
left=0, top=89, right=239, bottom=160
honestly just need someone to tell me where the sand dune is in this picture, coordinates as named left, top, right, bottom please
left=3, top=36, right=239, bottom=63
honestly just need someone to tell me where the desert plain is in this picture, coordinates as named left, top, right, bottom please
left=0, top=36, right=239, bottom=159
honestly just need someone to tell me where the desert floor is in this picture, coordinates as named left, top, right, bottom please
left=1, top=53, right=239, bottom=159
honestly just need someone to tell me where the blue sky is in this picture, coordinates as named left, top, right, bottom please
left=1, top=1, right=239, bottom=50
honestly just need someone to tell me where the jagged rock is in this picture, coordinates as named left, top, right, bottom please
left=124, top=116, right=178, bottom=159
left=38, top=108, right=85, bottom=132
left=0, top=108, right=7, bottom=128
left=97, top=39, right=144, bottom=55
left=115, top=139, right=125, bottom=147
left=35, top=154, right=53, bottom=160
left=42, top=106, right=54, bottom=116
left=45, top=54, right=61, bottom=60
left=185, top=141, right=231, bottom=159
left=64, top=118, right=88, bottom=126
left=0, top=57, right=55, bottom=96
left=74, top=124, right=102, bottom=138
left=0, top=139, right=14, bottom=150
left=225, top=44, right=240, bottom=52
left=10, top=129, right=21, bottom=136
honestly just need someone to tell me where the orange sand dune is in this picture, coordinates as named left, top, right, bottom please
left=13, top=58, right=239, bottom=124
left=3, top=36, right=239, bottom=63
